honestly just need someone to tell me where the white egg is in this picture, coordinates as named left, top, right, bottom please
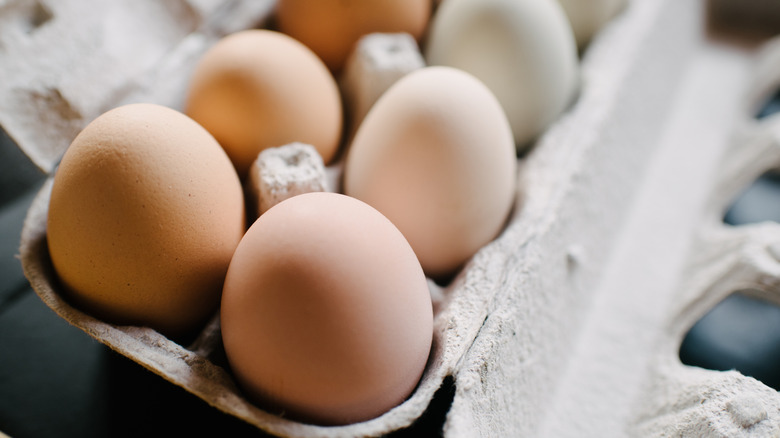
left=425, top=0, right=579, bottom=151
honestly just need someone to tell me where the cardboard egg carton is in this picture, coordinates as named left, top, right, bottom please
left=628, top=37, right=780, bottom=436
left=0, top=0, right=275, bottom=173
left=11, top=0, right=780, bottom=436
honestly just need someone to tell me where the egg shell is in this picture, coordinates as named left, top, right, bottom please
left=46, top=103, right=245, bottom=338
left=344, top=66, right=517, bottom=280
left=185, top=29, right=343, bottom=178
left=557, top=0, right=627, bottom=49
left=425, top=0, right=579, bottom=150
left=275, top=0, right=432, bottom=73
left=220, top=192, right=433, bottom=425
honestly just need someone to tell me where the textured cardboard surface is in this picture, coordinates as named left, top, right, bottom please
left=248, top=143, right=329, bottom=217
left=0, top=0, right=274, bottom=173
left=13, top=0, right=780, bottom=436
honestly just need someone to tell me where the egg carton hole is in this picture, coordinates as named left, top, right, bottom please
left=723, top=171, right=780, bottom=226
left=679, top=290, right=780, bottom=391
left=757, top=87, right=780, bottom=120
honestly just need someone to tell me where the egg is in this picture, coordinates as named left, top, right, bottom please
left=47, top=103, right=245, bottom=338
left=221, top=192, right=432, bottom=425
left=275, top=0, right=432, bottom=73
left=425, top=0, right=579, bottom=151
left=557, top=0, right=627, bottom=49
left=185, top=30, right=342, bottom=178
left=344, top=67, right=517, bottom=280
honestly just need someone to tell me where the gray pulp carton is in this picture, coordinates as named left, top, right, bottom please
left=10, top=0, right=780, bottom=436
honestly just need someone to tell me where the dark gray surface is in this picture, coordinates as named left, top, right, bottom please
left=680, top=292, right=780, bottom=391
left=0, top=128, right=44, bottom=206
left=0, top=284, right=267, bottom=437
left=723, top=172, right=780, bottom=226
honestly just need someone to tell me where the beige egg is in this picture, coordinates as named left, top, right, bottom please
left=276, top=0, right=432, bottom=73
left=47, top=103, right=245, bottom=338
left=185, top=30, right=343, bottom=178
left=344, top=66, right=517, bottom=280
left=221, top=192, right=432, bottom=425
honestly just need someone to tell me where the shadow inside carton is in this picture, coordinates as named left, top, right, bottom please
left=679, top=291, right=780, bottom=391
left=386, top=375, right=456, bottom=438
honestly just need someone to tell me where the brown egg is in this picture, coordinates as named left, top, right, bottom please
left=47, top=103, right=245, bottom=338
left=221, top=192, right=433, bottom=425
left=276, top=0, right=432, bottom=73
left=185, top=30, right=343, bottom=178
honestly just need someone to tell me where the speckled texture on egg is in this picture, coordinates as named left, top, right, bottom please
left=47, top=103, right=245, bottom=338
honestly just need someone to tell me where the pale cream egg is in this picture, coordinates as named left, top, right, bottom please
left=344, top=66, right=517, bottom=280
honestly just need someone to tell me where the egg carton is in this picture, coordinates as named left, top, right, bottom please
left=628, top=37, right=780, bottom=436
left=0, top=0, right=276, bottom=173
left=537, top=18, right=780, bottom=438
left=11, top=0, right=780, bottom=436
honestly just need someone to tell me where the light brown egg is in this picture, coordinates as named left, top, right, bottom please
left=276, top=0, right=432, bottom=73
left=47, top=103, right=245, bottom=338
left=344, top=66, right=517, bottom=280
left=185, top=30, right=343, bottom=178
left=221, top=192, right=433, bottom=425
